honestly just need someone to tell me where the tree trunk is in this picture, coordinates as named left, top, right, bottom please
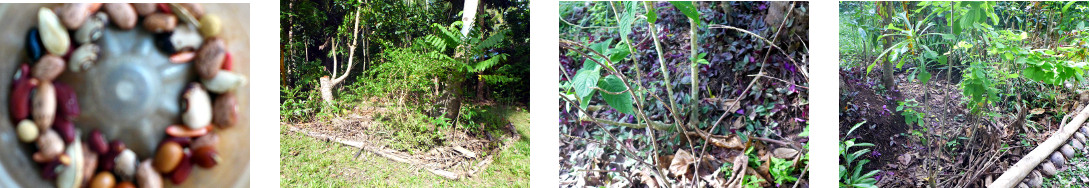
left=443, top=73, right=463, bottom=121
left=320, top=76, right=333, bottom=104
left=880, top=2, right=897, bottom=92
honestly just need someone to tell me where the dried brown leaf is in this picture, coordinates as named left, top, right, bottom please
left=669, top=150, right=695, bottom=178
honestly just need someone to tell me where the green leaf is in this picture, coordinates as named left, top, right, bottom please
left=669, top=1, right=701, bottom=27
left=610, top=42, right=631, bottom=63
left=573, top=68, right=601, bottom=99
left=598, top=75, right=634, bottom=115
left=619, top=1, right=637, bottom=39
left=645, top=2, right=657, bottom=24
left=919, top=69, right=932, bottom=84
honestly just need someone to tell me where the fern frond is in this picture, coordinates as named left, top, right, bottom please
left=479, top=74, right=518, bottom=84
left=474, top=29, right=509, bottom=52
left=472, top=54, right=508, bottom=72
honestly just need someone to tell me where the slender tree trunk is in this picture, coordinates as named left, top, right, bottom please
left=442, top=0, right=480, bottom=123
left=320, top=5, right=364, bottom=103
left=880, top=2, right=897, bottom=92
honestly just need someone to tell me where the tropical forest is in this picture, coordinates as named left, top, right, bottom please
left=279, top=0, right=530, bottom=186
left=840, top=1, right=1089, bottom=187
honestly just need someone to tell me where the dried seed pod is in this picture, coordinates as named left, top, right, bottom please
left=10, top=74, right=37, bottom=123
left=33, top=54, right=64, bottom=81
left=198, top=14, right=221, bottom=37
left=33, top=82, right=57, bottom=129
left=26, top=28, right=44, bottom=61
left=213, top=92, right=239, bottom=128
left=103, top=3, right=137, bottom=30
left=170, top=25, right=203, bottom=52
left=115, top=149, right=137, bottom=181
left=39, top=7, right=70, bottom=55
left=136, top=159, right=162, bottom=188
left=89, top=171, right=115, bottom=188
left=195, top=38, right=226, bottom=79
left=68, top=43, right=100, bottom=72
left=192, top=146, right=219, bottom=168
left=143, top=13, right=177, bottom=33
left=54, top=82, right=80, bottom=120
left=168, top=3, right=199, bottom=26
left=56, top=138, right=84, bottom=188
left=153, top=141, right=183, bottom=173
left=75, top=12, right=106, bottom=45
left=202, top=71, right=246, bottom=93
left=131, top=3, right=157, bottom=16
left=88, top=130, right=109, bottom=154
left=168, top=151, right=192, bottom=184
left=182, top=83, right=212, bottom=129
left=56, top=3, right=92, bottom=30
left=16, top=119, right=38, bottom=143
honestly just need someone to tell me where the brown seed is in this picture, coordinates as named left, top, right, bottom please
left=142, top=13, right=177, bottom=33
left=103, top=3, right=137, bottom=30
left=89, top=171, right=115, bottom=188
left=32, top=82, right=56, bottom=129
left=192, top=146, right=219, bottom=168
left=136, top=159, right=162, bottom=188
left=116, top=181, right=136, bottom=188
left=153, top=141, right=183, bottom=173
left=195, top=38, right=226, bottom=79
left=33, top=54, right=64, bottom=81
left=131, top=3, right=157, bottom=16
left=56, top=3, right=92, bottom=30
left=37, top=130, right=64, bottom=160
left=213, top=92, right=239, bottom=128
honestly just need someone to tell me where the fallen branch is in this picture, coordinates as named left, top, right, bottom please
left=990, top=103, right=1089, bottom=187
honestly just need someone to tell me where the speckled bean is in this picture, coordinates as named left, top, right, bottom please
left=142, top=13, right=177, bottom=33
left=33, top=54, right=64, bottom=81
left=32, top=81, right=56, bottom=129
left=103, top=3, right=137, bottom=30
left=195, top=38, right=226, bottom=79
left=182, top=83, right=212, bottom=129
left=68, top=43, right=100, bottom=72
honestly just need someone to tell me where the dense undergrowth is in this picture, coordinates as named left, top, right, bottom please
left=559, top=2, right=809, bottom=187
left=840, top=1, right=1089, bottom=187
left=280, top=0, right=530, bottom=154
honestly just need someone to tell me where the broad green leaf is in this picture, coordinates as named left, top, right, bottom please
left=919, top=69, right=932, bottom=84
left=610, top=42, right=631, bottom=63
left=598, top=75, right=634, bottom=115
left=669, top=1, right=701, bottom=27
left=573, top=68, right=600, bottom=99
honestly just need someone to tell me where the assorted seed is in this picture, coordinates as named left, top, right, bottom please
left=11, top=3, right=244, bottom=187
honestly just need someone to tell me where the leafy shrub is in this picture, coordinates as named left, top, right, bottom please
left=840, top=121, right=879, bottom=188
left=896, top=99, right=924, bottom=126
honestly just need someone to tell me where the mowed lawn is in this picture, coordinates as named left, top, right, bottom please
left=280, top=107, right=530, bottom=187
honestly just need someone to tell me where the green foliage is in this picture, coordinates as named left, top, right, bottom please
left=668, top=1, right=700, bottom=27
left=840, top=121, right=879, bottom=188
left=896, top=99, right=924, bottom=127
left=961, top=62, right=1001, bottom=113
left=569, top=39, right=636, bottom=113
left=375, top=109, right=445, bottom=153
left=769, top=157, right=798, bottom=185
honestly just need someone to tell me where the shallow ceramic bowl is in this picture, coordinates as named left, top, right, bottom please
left=0, top=3, right=249, bottom=187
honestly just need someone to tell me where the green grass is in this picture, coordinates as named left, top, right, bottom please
left=280, top=106, right=530, bottom=187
